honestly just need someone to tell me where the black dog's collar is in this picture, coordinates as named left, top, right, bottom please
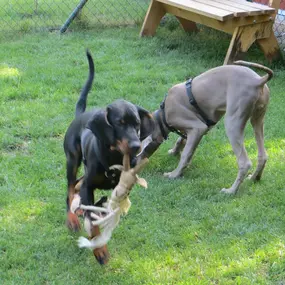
left=186, top=79, right=216, bottom=127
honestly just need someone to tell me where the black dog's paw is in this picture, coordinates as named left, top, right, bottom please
left=66, top=212, right=81, bottom=232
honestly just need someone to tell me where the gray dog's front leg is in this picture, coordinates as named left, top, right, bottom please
left=164, top=128, right=207, bottom=179
left=137, top=139, right=162, bottom=162
left=168, top=137, right=186, bottom=156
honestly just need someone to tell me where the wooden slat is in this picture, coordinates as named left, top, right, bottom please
left=222, top=0, right=275, bottom=13
left=157, top=0, right=235, bottom=21
left=224, top=21, right=272, bottom=64
left=140, top=0, right=166, bottom=36
left=227, top=0, right=275, bottom=10
left=163, top=3, right=273, bottom=34
left=212, top=0, right=271, bottom=16
left=257, top=31, right=282, bottom=61
left=193, top=0, right=250, bottom=17
left=140, top=0, right=282, bottom=64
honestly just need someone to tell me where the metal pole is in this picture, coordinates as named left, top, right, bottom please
left=60, top=0, right=89, bottom=34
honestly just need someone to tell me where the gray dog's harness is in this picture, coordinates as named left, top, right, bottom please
left=158, top=78, right=216, bottom=140
left=186, top=79, right=216, bottom=128
left=157, top=103, right=187, bottom=140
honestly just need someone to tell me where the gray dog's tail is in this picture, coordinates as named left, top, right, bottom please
left=233, top=60, right=273, bottom=86
left=75, top=49, right=95, bottom=117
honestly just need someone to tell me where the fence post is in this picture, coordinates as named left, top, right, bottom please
left=60, top=0, right=89, bottom=33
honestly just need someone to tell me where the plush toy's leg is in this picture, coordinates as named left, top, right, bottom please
left=90, top=225, right=110, bottom=265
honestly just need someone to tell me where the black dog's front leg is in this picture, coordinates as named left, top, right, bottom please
left=79, top=179, right=110, bottom=265
left=79, top=178, right=95, bottom=206
left=65, top=155, right=82, bottom=232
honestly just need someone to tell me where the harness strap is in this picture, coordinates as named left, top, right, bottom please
left=160, top=99, right=187, bottom=140
left=158, top=78, right=215, bottom=140
left=154, top=110, right=168, bottom=140
left=186, top=79, right=216, bottom=127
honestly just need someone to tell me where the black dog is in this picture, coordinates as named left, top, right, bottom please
left=63, top=50, right=154, bottom=263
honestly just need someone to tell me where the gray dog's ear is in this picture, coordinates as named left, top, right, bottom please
left=136, top=106, right=155, bottom=140
left=87, top=109, right=115, bottom=145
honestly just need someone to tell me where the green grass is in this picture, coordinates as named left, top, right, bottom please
left=0, top=0, right=149, bottom=32
left=0, top=24, right=285, bottom=284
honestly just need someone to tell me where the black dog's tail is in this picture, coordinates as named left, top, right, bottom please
left=75, top=50, right=95, bottom=118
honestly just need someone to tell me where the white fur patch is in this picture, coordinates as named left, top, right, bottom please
left=83, top=216, right=92, bottom=236
left=70, top=194, right=81, bottom=214
left=78, top=209, right=120, bottom=250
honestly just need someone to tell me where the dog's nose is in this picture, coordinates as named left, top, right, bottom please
left=129, top=141, right=141, bottom=155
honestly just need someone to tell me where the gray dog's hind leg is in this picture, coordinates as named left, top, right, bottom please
left=221, top=114, right=252, bottom=194
left=249, top=107, right=268, bottom=181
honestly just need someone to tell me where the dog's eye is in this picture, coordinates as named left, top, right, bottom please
left=120, top=120, right=125, bottom=125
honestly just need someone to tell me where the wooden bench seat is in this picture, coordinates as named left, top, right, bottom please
left=140, top=0, right=282, bottom=64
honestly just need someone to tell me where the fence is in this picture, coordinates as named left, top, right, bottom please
left=0, top=0, right=149, bottom=32
left=0, top=0, right=284, bottom=47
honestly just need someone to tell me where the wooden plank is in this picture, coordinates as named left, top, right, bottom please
left=228, top=0, right=275, bottom=10
left=266, top=0, right=281, bottom=21
left=140, top=0, right=166, bottom=36
left=212, top=0, right=270, bottom=16
left=193, top=0, right=250, bottom=17
left=222, top=0, right=275, bottom=13
left=162, top=4, right=273, bottom=34
left=157, top=0, right=234, bottom=21
left=224, top=21, right=273, bottom=64
left=176, top=16, right=198, bottom=32
left=269, top=0, right=282, bottom=11
left=257, top=30, right=283, bottom=61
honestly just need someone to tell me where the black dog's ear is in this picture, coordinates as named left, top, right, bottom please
left=87, top=109, right=115, bottom=145
left=136, top=106, right=155, bottom=140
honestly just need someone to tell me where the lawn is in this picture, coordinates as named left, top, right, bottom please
left=0, top=23, right=285, bottom=284
left=0, top=0, right=149, bottom=32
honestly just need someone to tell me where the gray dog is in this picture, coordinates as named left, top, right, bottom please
left=138, top=61, right=273, bottom=194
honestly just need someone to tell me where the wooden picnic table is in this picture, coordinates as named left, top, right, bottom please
left=140, top=0, right=282, bottom=64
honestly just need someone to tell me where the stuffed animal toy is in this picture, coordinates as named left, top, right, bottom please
left=71, top=154, right=149, bottom=249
